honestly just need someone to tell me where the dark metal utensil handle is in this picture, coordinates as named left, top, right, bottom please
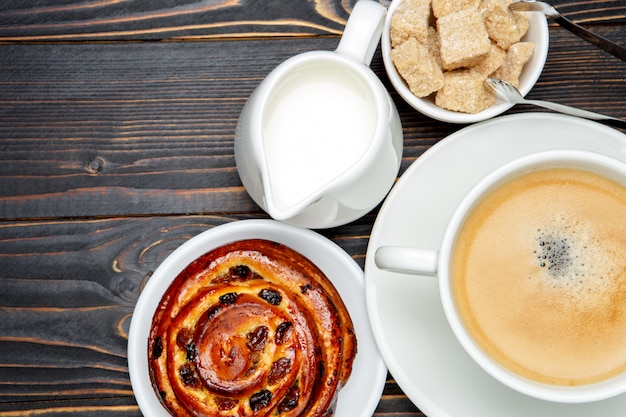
left=594, top=117, right=626, bottom=130
left=554, top=15, right=626, bottom=62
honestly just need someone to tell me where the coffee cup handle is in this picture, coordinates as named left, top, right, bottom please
left=335, top=0, right=386, bottom=66
left=374, top=246, right=438, bottom=275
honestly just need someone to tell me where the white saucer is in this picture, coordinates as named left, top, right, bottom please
left=364, top=113, right=626, bottom=417
left=128, top=219, right=386, bottom=417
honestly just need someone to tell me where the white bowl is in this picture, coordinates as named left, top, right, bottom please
left=127, top=219, right=387, bottom=417
left=382, top=0, right=549, bottom=124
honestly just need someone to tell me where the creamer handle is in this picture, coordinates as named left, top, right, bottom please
left=374, top=246, right=439, bottom=275
left=335, top=0, right=386, bottom=66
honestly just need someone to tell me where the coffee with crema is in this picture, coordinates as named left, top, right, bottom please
left=452, top=167, right=626, bottom=386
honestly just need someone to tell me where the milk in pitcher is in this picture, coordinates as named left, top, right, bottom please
left=262, top=61, right=378, bottom=211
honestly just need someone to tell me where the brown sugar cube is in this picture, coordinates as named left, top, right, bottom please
left=437, top=8, right=491, bottom=70
left=390, top=0, right=432, bottom=47
left=426, top=26, right=442, bottom=67
left=472, top=42, right=507, bottom=76
left=491, top=41, right=534, bottom=87
left=481, top=0, right=530, bottom=49
left=391, top=37, right=444, bottom=97
left=432, top=0, right=480, bottom=18
left=435, top=70, right=495, bottom=113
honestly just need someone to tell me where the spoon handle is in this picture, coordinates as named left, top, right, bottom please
left=595, top=118, right=626, bottom=129
left=553, top=15, right=626, bottom=62
left=526, top=99, right=626, bottom=129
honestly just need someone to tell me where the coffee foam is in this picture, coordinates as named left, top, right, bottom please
left=533, top=216, right=617, bottom=305
left=453, top=168, right=626, bottom=386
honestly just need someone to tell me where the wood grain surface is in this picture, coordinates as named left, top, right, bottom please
left=0, top=0, right=624, bottom=41
left=0, top=0, right=624, bottom=416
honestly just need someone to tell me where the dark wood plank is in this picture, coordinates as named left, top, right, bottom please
left=0, top=0, right=355, bottom=42
left=0, top=214, right=409, bottom=416
left=1, top=26, right=625, bottom=221
left=0, top=37, right=440, bottom=220
left=0, top=0, right=623, bottom=41
left=554, top=0, right=626, bottom=25
left=0, top=217, right=223, bottom=413
left=0, top=399, right=140, bottom=417
left=0, top=38, right=320, bottom=220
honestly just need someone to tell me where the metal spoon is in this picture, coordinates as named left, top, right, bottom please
left=510, top=0, right=626, bottom=62
left=485, top=78, right=626, bottom=129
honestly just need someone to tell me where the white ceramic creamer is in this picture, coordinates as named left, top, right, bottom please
left=235, top=0, right=403, bottom=229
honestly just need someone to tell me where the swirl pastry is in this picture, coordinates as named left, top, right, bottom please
left=148, top=239, right=357, bottom=417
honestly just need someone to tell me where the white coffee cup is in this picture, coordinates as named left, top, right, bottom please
left=375, top=149, right=626, bottom=403
left=235, top=0, right=403, bottom=229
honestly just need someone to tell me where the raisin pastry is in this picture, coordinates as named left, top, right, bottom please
left=148, top=239, right=357, bottom=416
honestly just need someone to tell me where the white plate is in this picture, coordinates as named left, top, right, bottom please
left=129, top=219, right=386, bottom=417
left=364, top=113, right=626, bottom=417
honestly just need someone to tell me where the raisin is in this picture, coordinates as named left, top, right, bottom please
left=207, top=304, right=222, bottom=318
left=246, top=326, right=268, bottom=351
left=215, top=397, right=238, bottom=411
left=186, top=342, right=198, bottom=362
left=277, top=385, right=300, bottom=412
left=179, top=364, right=199, bottom=387
left=152, top=336, right=163, bottom=360
left=300, top=284, right=312, bottom=294
left=268, top=357, right=292, bottom=385
left=219, top=292, right=239, bottom=305
left=245, top=351, right=261, bottom=376
left=250, top=389, right=272, bottom=412
left=229, top=265, right=251, bottom=280
left=176, top=328, right=193, bottom=350
left=275, top=321, right=293, bottom=345
left=258, top=288, right=282, bottom=305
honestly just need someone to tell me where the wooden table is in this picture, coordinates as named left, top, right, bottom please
left=0, top=0, right=624, bottom=415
